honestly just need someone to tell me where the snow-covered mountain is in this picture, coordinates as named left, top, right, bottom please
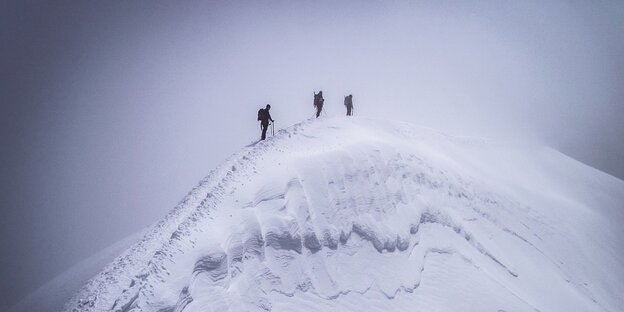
left=59, top=117, right=623, bottom=311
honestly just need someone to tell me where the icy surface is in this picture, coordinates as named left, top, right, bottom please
left=63, top=117, right=623, bottom=312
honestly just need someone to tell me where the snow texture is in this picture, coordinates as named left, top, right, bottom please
left=61, top=117, right=623, bottom=312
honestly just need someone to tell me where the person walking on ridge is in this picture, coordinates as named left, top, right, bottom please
left=344, top=94, right=353, bottom=116
left=257, top=104, right=274, bottom=140
left=313, top=91, right=324, bottom=118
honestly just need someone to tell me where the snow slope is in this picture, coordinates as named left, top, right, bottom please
left=8, top=229, right=148, bottom=312
left=63, top=117, right=623, bottom=312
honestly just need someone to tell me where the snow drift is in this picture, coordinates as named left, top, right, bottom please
left=63, top=117, right=623, bottom=312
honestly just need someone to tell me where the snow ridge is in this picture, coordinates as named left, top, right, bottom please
left=65, top=117, right=624, bottom=312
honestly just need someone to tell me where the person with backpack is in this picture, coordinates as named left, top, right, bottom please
left=344, top=94, right=353, bottom=116
left=313, top=91, right=324, bottom=118
left=257, top=104, right=274, bottom=140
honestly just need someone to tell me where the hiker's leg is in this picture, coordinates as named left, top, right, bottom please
left=261, top=124, right=268, bottom=140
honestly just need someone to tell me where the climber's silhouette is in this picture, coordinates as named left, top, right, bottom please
left=313, top=91, right=324, bottom=118
left=257, top=104, right=274, bottom=140
left=344, top=94, right=353, bottom=116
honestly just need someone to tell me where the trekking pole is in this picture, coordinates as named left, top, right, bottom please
left=272, top=122, right=275, bottom=136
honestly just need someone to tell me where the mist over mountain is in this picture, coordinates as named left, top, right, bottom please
left=3, top=2, right=623, bottom=310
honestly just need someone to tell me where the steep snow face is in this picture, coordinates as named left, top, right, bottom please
left=65, top=117, right=624, bottom=312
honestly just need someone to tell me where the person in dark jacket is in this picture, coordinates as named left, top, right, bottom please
left=344, top=94, right=353, bottom=116
left=257, top=104, right=274, bottom=140
left=313, top=91, right=324, bottom=118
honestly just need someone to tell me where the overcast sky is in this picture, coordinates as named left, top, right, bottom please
left=1, top=0, right=623, bottom=309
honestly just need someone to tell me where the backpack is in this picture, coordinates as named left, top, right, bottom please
left=257, top=108, right=266, bottom=121
left=314, top=92, right=324, bottom=107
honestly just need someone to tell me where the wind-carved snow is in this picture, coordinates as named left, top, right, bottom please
left=65, top=117, right=624, bottom=312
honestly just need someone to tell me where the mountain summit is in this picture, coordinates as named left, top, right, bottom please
left=63, top=117, right=623, bottom=311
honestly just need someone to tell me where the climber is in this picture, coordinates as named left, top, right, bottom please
left=257, top=104, right=274, bottom=140
left=313, top=91, right=324, bottom=118
left=344, top=94, right=353, bottom=116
